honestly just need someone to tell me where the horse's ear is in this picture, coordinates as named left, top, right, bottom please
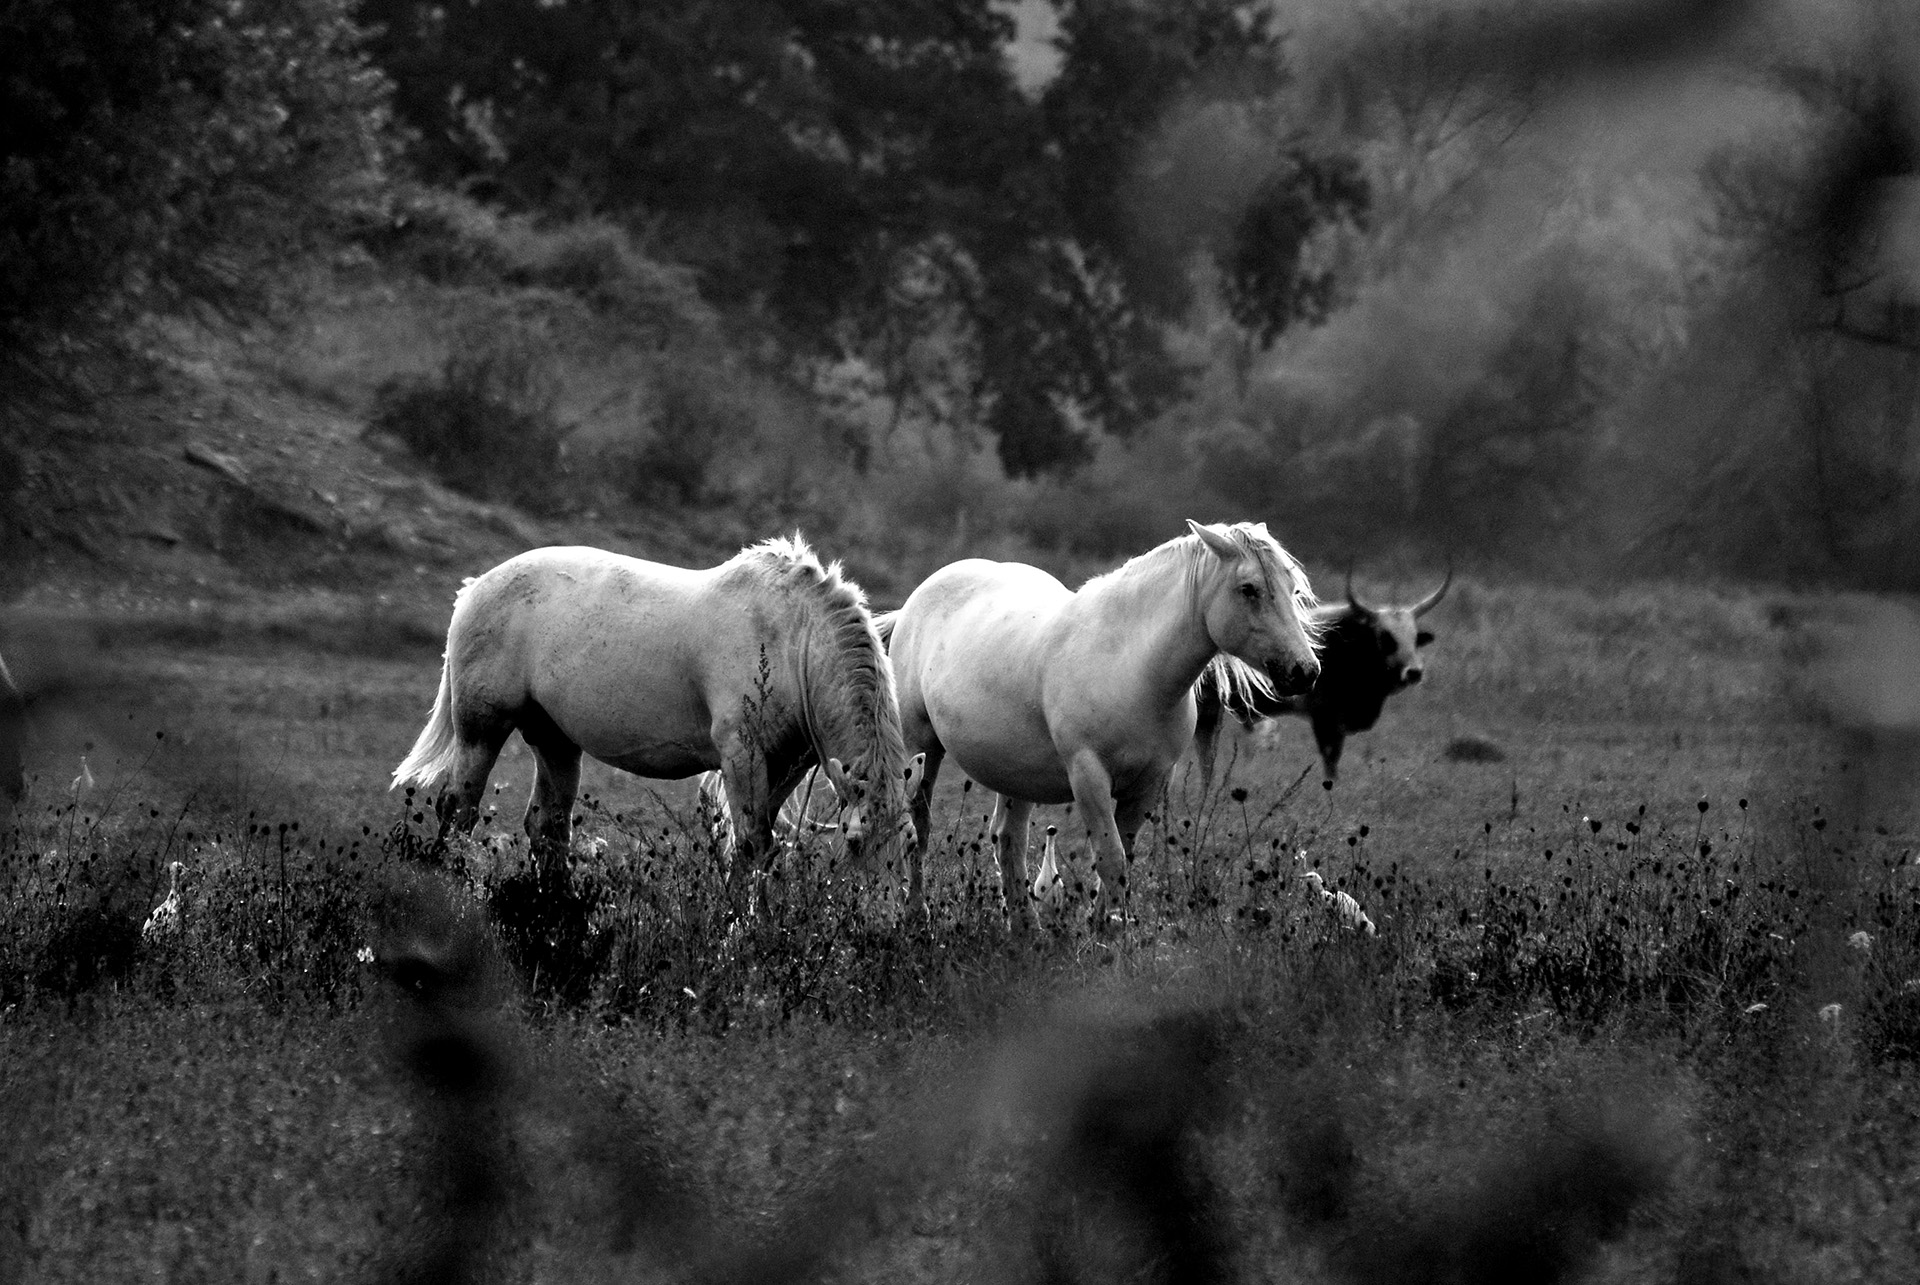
left=823, top=756, right=853, bottom=798
left=1186, top=519, right=1239, bottom=561
left=902, top=752, right=926, bottom=795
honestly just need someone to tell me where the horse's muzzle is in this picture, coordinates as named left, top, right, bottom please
left=1268, top=658, right=1320, bottom=697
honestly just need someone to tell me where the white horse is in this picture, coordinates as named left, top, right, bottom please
left=881, top=520, right=1321, bottom=933
left=392, top=537, right=924, bottom=909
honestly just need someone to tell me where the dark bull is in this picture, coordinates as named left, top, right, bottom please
left=1194, top=568, right=1450, bottom=785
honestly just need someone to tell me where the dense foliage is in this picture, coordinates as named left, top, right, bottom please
left=357, top=0, right=1367, bottom=474
left=3, top=0, right=1915, bottom=585
left=0, top=0, right=393, bottom=368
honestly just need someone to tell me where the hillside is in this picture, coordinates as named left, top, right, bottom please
left=0, top=297, right=825, bottom=642
left=8, top=344, right=515, bottom=612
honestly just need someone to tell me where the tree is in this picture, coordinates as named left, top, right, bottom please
left=0, top=0, right=394, bottom=374
left=1688, top=34, right=1920, bottom=584
left=360, top=0, right=1366, bottom=475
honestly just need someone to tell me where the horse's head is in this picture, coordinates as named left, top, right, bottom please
left=820, top=751, right=925, bottom=870
left=1188, top=519, right=1321, bottom=697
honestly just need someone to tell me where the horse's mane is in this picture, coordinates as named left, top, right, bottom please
left=1200, top=652, right=1281, bottom=715
left=1084, top=524, right=1320, bottom=712
left=723, top=534, right=909, bottom=785
left=1086, top=522, right=1321, bottom=634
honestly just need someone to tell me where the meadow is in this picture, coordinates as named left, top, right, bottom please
left=2, top=573, right=1917, bottom=1284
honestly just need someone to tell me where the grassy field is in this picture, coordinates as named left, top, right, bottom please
left=2, top=573, right=1918, bottom=1284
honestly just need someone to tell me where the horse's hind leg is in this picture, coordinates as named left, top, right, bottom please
left=906, top=742, right=944, bottom=917
left=989, top=794, right=1036, bottom=937
left=520, top=709, right=582, bottom=873
left=437, top=730, right=509, bottom=836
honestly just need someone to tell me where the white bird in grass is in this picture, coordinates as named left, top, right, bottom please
left=70, top=754, right=95, bottom=801
left=142, top=861, right=185, bottom=940
left=1334, top=888, right=1378, bottom=937
left=1301, top=869, right=1333, bottom=902
left=1301, top=870, right=1377, bottom=936
left=1031, top=825, right=1066, bottom=915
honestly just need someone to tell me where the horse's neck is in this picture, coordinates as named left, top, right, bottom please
left=1081, top=554, right=1218, bottom=709
left=795, top=617, right=872, bottom=768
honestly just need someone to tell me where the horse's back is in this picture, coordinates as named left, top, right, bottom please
left=453, top=546, right=704, bottom=665
left=893, top=559, right=1072, bottom=689
left=446, top=547, right=732, bottom=773
left=896, top=558, right=1069, bottom=645
left=461, top=545, right=706, bottom=609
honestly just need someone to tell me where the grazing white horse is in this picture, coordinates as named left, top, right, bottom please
left=392, top=537, right=924, bottom=909
left=883, top=520, right=1321, bottom=932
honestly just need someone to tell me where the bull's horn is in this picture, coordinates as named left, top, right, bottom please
left=1344, top=564, right=1369, bottom=612
left=1412, top=564, right=1453, bottom=617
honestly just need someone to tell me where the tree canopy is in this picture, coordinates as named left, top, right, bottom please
left=358, top=0, right=1367, bottom=474
left=0, top=0, right=392, bottom=370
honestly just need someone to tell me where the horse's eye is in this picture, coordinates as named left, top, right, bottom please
left=1238, top=583, right=1261, bottom=601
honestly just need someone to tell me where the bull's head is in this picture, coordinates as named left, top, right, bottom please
left=1346, top=566, right=1450, bottom=689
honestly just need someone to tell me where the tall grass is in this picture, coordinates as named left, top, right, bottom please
left=7, top=722, right=1913, bottom=1046
left=3, top=578, right=1917, bottom=1281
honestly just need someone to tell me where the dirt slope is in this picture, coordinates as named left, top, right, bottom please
left=1, top=328, right=696, bottom=630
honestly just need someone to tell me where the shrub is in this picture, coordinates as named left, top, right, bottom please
left=366, top=190, right=718, bottom=345
left=615, top=361, right=758, bottom=506
left=488, top=861, right=615, bottom=1009
left=368, top=318, right=566, bottom=510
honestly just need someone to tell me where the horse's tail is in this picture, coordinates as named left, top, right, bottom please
left=871, top=609, right=898, bottom=650
left=392, top=658, right=460, bottom=792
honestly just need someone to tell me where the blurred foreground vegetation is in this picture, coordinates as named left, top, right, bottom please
left=6, top=4, right=1920, bottom=1279
left=2, top=577, right=1917, bottom=1281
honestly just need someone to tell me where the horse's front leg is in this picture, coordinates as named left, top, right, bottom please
left=1112, top=787, right=1162, bottom=913
left=1066, top=753, right=1133, bottom=932
left=718, top=747, right=778, bottom=919
left=1192, top=682, right=1225, bottom=794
